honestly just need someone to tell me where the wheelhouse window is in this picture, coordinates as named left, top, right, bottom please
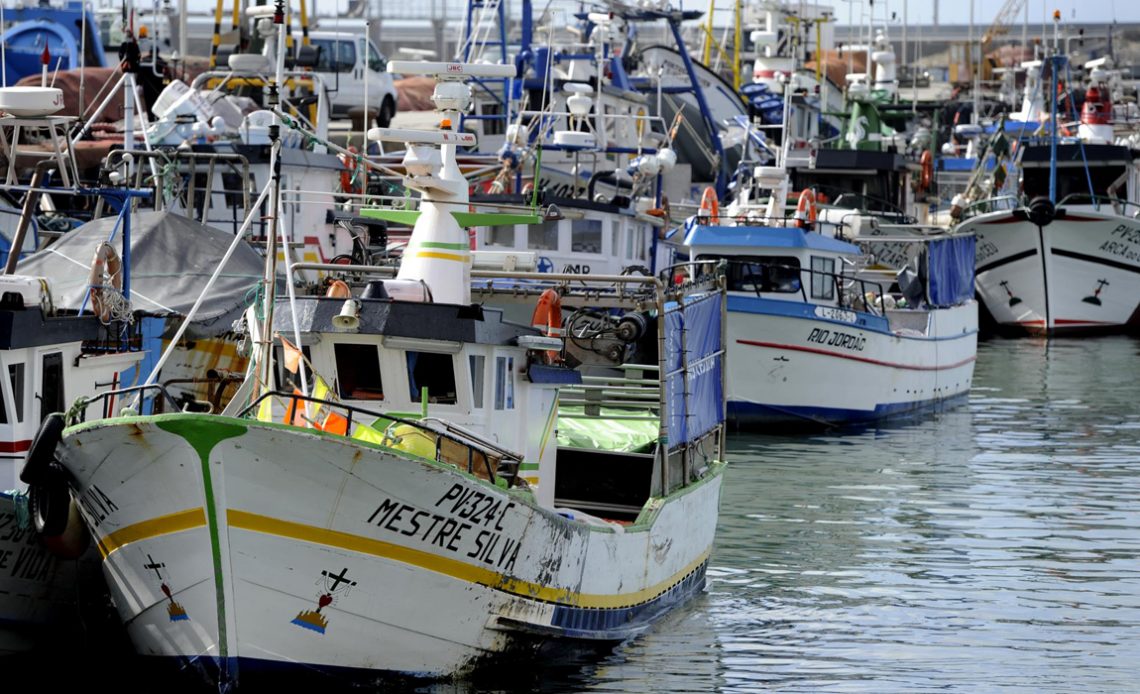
left=699, top=254, right=802, bottom=293
left=8, top=364, right=24, bottom=422
left=486, top=225, right=515, bottom=247
left=494, top=356, right=514, bottom=410
left=570, top=219, right=602, bottom=254
left=334, top=343, right=384, bottom=400
left=527, top=220, right=560, bottom=250
left=274, top=344, right=312, bottom=390
left=406, top=352, right=457, bottom=405
left=469, top=355, right=485, bottom=408
left=811, top=256, right=836, bottom=300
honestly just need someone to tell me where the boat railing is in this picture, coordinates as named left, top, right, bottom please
left=1056, top=193, right=1140, bottom=217
left=70, top=384, right=185, bottom=422
left=689, top=258, right=890, bottom=316
left=101, top=149, right=253, bottom=229
left=959, top=195, right=1021, bottom=220
left=557, top=366, right=661, bottom=417
left=238, top=391, right=523, bottom=487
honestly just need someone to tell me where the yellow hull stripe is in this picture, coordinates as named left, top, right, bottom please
left=228, top=509, right=709, bottom=609
left=414, top=251, right=467, bottom=262
left=97, top=508, right=206, bottom=559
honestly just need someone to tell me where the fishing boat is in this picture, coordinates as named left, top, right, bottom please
left=954, top=48, right=1140, bottom=335
left=30, top=54, right=727, bottom=687
left=0, top=272, right=146, bottom=655
left=682, top=170, right=976, bottom=428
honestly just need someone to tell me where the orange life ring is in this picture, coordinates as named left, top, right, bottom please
left=794, top=189, right=817, bottom=229
left=88, top=242, right=123, bottom=323
left=698, top=186, right=719, bottom=221
left=326, top=279, right=352, bottom=298
left=530, top=288, right=563, bottom=363
left=339, top=146, right=360, bottom=195
left=919, top=150, right=934, bottom=193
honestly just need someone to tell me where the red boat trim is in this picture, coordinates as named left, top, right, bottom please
left=736, top=340, right=977, bottom=371
left=0, top=440, right=32, bottom=453
left=979, top=215, right=1025, bottom=225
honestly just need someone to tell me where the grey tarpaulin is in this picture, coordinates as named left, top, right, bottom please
left=18, top=210, right=264, bottom=337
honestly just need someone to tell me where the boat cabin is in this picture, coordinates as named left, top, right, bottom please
left=473, top=195, right=666, bottom=275
left=1020, top=143, right=1140, bottom=211
left=0, top=276, right=143, bottom=491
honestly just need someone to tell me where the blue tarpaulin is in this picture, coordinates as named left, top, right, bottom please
left=664, top=293, right=724, bottom=449
left=926, top=235, right=976, bottom=307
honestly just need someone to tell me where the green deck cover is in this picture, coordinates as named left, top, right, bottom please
left=557, top=406, right=659, bottom=453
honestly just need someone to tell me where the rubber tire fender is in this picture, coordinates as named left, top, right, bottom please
left=20, top=413, right=65, bottom=485
left=30, top=463, right=72, bottom=537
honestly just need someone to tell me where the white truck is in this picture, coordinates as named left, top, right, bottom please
left=308, top=31, right=399, bottom=126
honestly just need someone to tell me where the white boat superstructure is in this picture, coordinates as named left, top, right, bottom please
left=0, top=273, right=144, bottom=654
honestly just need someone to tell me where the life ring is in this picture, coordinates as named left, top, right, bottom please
left=326, top=279, right=352, bottom=298
left=339, top=146, right=360, bottom=195
left=530, top=288, right=563, bottom=363
left=698, top=186, right=719, bottom=221
left=794, top=189, right=817, bottom=229
left=919, top=150, right=934, bottom=193
left=20, top=412, right=65, bottom=485
left=88, top=242, right=123, bottom=323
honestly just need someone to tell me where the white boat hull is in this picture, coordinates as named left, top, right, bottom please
left=56, top=414, right=721, bottom=685
left=725, top=297, right=977, bottom=427
left=962, top=209, right=1140, bottom=334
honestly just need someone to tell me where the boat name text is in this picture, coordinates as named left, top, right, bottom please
left=1110, top=224, right=1140, bottom=244
left=365, top=483, right=519, bottom=572
left=0, top=511, right=55, bottom=582
left=1101, top=225, right=1140, bottom=261
left=976, top=237, right=1000, bottom=263
left=78, top=484, right=119, bottom=528
left=807, top=327, right=866, bottom=351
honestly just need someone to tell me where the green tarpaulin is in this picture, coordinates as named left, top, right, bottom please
left=557, top=406, right=659, bottom=453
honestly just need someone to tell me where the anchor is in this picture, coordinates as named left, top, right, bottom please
left=1082, top=278, right=1109, bottom=305
left=1000, top=280, right=1022, bottom=307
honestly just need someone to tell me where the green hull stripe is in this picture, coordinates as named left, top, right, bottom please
left=416, top=241, right=469, bottom=250
left=360, top=208, right=541, bottom=228
left=157, top=419, right=248, bottom=659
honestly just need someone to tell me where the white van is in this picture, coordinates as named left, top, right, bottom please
left=308, top=31, right=399, bottom=126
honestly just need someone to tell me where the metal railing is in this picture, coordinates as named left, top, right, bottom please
left=238, top=391, right=522, bottom=487
left=1056, top=193, right=1140, bottom=217
left=686, top=258, right=889, bottom=316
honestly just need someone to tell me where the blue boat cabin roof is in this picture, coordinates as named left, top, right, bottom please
left=683, top=224, right=861, bottom=255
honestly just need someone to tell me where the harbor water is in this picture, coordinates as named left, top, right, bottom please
left=489, top=335, right=1140, bottom=693
left=21, top=336, right=1140, bottom=692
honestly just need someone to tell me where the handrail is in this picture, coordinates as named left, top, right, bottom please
left=71, top=384, right=184, bottom=422
left=1056, top=193, right=1140, bottom=215
left=238, top=391, right=521, bottom=487
left=692, top=257, right=889, bottom=316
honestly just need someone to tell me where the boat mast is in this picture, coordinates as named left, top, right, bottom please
left=255, top=0, right=289, bottom=399
left=1048, top=9, right=1060, bottom=203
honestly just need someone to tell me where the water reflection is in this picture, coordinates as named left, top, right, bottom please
left=708, top=336, right=1140, bottom=691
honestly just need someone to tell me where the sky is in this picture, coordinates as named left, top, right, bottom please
left=174, top=0, right=1140, bottom=26
left=827, top=0, right=1138, bottom=26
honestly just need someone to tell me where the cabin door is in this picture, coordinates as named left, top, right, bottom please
left=38, top=352, right=64, bottom=422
